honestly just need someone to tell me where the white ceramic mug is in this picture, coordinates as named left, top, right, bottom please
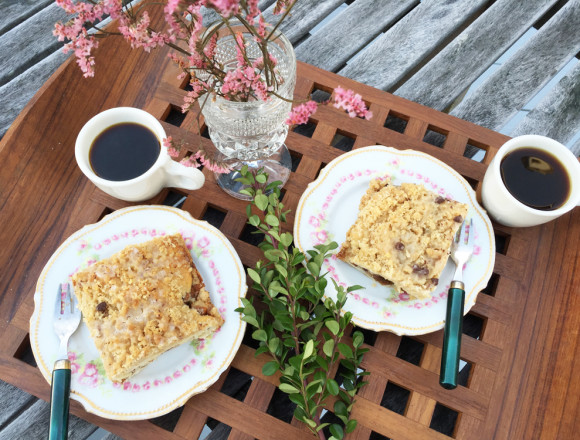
left=75, top=107, right=204, bottom=202
left=481, top=135, right=580, bottom=227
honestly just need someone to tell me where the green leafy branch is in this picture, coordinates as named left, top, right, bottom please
left=235, top=166, right=369, bottom=440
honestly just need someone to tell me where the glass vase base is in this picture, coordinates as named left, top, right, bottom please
left=214, top=145, right=292, bottom=201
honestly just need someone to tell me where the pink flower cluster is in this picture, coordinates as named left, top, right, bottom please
left=333, top=87, right=373, bottom=119
left=54, top=1, right=374, bottom=172
left=286, top=100, right=318, bottom=125
left=163, top=137, right=232, bottom=174
left=286, top=87, right=373, bottom=125
left=221, top=67, right=271, bottom=101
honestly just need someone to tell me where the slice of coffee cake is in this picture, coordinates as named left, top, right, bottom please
left=72, top=233, right=223, bottom=382
left=337, top=179, right=468, bottom=300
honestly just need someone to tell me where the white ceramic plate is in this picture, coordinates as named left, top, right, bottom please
left=30, top=206, right=247, bottom=420
left=294, top=146, right=495, bottom=335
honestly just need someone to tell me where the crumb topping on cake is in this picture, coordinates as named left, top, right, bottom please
left=72, top=234, right=224, bottom=382
left=337, top=179, right=468, bottom=300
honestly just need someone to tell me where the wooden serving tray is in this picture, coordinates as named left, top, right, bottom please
left=0, top=8, right=577, bottom=439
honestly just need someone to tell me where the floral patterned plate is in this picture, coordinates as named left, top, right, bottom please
left=294, top=146, right=495, bottom=335
left=30, top=206, right=247, bottom=420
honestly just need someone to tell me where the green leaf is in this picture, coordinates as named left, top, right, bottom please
left=289, top=392, right=305, bottom=407
left=252, top=329, right=267, bottom=342
left=262, top=361, right=279, bottom=376
left=334, top=400, right=347, bottom=417
left=268, top=337, right=280, bottom=354
left=255, top=194, right=269, bottom=211
left=326, top=378, right=339, bottom=396
left=345, top=419, right=357, bottom=433
left=337, top=343, right=353, bottom=359
left=303, top=339, right=314, bottom=358
left=315, top=355, right=329, bottom=372
left=255, top=346, right=269, bottom=356
left=274, top=263, right=288, bottom=278
left=291, top=252, right=305, bottom=266
left=256, top=173, right=268, bottom=184
left=280, top=232, right=293, bottom=247
left=323, top=339, right=335, bottom=357
left=264, top=249, right=283, bottom=261
left=241, top=315, right=259, bottom=328
left=249, top=215, right=261, bottom=227
left=316, top=423, right=330, bottom=432
left=305, top=419, right=317, bottom=429
left=325, top=320, right=340, bottom=335
left=247, top=268, right=261, bottom=284
left=279, top=383, right=300, bottom=394
left=329, top=424, right=344, bottom=439
left=265, top=214, right=280, bottom=227
left=293, top=405, right=308, bottom=422
left=352, top=331, right=364, bottom=348
left=307, top=261, right=320, bottom=276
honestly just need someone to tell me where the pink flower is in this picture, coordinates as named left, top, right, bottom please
left=67, top=351, right=77, bottom=361
left=245, top=0, right=260, bottom=25
left=84, top=363, right=98, bottom=377
left=173, top=370, right=182, bottom=379
left=123, top=381, right=132, bottom=390
left=274, top=0, right=292, bottom=15
left=132, top=384, right=141, bottom=392
left=70, top=362, right=80, bottom=374
left=143, top=381, right=151, bottom=390
left=286, top=101, right=317, bottom=125
left=235, top=32, right=247, bottom=66
left=208, top=0, right=240, bottom=17
left=198, top=237, right=210, bottom=248
left=333, top=86, right=373, bottom=119
left=399, top=292, right=410, bottom=301
left=314, top=230, right=327, bottom=244
left=78, top=373, right=98, bottom=387
left=309, top=216, right=320, bottom=227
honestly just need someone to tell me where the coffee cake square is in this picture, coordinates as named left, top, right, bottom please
left=72, top=234, right=223, bottom=382
left=337, top=179, right=468, bottom=299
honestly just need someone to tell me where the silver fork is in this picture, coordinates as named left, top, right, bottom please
left=440, top=219, right=474, bottom=390
left=49, top=282, right=81, bottom=440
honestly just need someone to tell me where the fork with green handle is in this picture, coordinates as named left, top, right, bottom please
left=440, top=219, right=473, bottom=390
left=49, top=283, right=81, bottom=440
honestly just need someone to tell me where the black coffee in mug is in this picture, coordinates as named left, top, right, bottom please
left=89, top=122, right=160, bottom=181
left=500, top=147, right=571, bottom=211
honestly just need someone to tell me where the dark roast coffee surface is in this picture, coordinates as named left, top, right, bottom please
left=89, top=122, right=160, bottom=181
left=500, top=147, right=570, bottom=211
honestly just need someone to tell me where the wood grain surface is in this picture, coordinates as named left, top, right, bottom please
left=0, top=4, right=578, bottom=440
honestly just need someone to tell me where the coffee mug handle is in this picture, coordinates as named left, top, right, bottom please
left=164, top=160, right=205, bottom=191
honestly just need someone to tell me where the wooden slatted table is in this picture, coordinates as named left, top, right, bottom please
left=0, top=7, right=578, bottom=440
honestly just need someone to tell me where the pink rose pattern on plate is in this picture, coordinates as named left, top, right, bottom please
left=307, top=157, right=480, bottom=320
left=68, top=351, right=109, bottom=394
left=70, top=228, right=225, bottom=392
